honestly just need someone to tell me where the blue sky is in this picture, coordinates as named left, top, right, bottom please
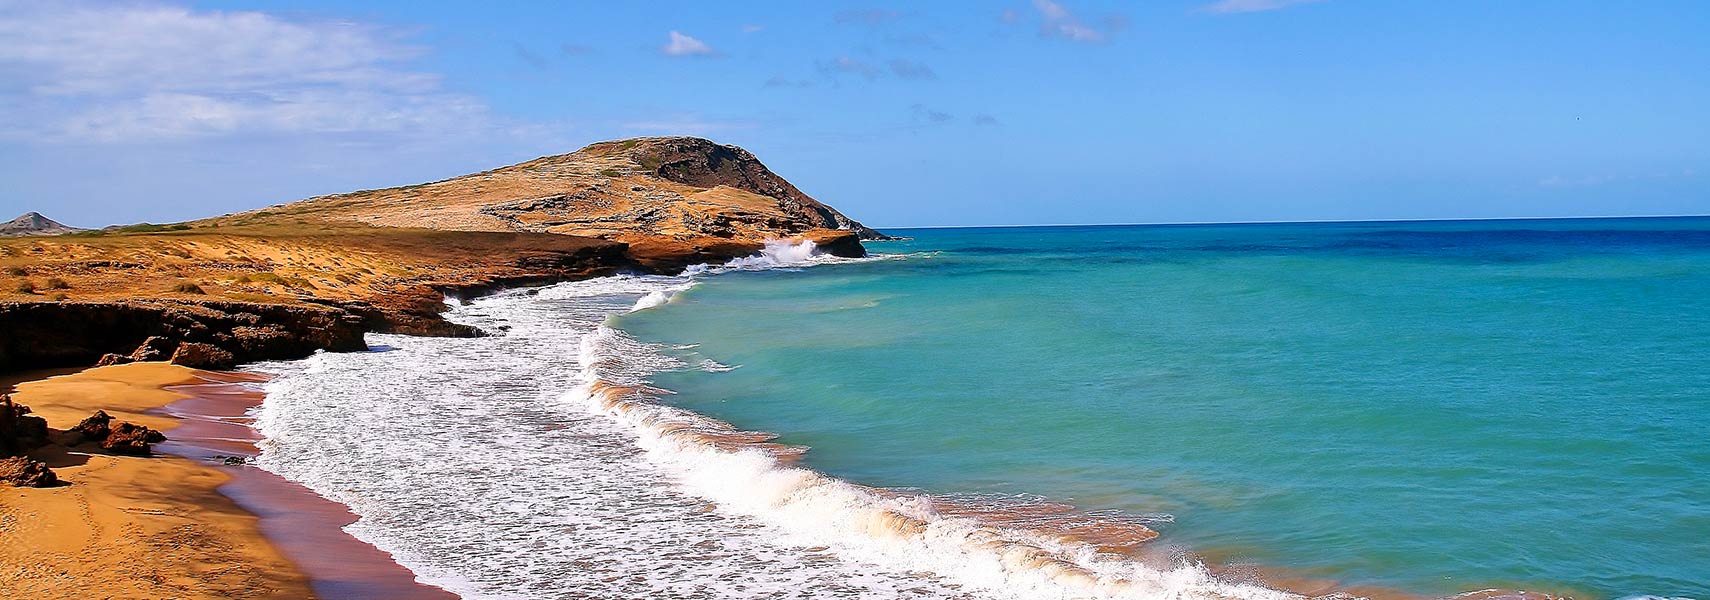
left=2, top=0, right=1706, bottom=228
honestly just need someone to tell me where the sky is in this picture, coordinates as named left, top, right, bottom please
left=1, top=0, right=1707, bottom=229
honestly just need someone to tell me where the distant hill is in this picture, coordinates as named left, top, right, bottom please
left=211, top=136, right=888, bottom=262
left=0, top=212, right=85, bottom=237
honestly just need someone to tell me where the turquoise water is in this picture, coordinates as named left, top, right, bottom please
left=616, top=218, right=1710, bottom=599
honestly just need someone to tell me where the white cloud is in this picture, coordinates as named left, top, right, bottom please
left=661, top=30, right=715, bottom=56
left=1028, top=0, right=1122, bottom=44
left=1199, top=0, right=1326, bottom=14
left=0, top=1, right=489, bottom=143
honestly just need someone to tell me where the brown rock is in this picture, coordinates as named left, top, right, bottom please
left=95, top=352, right=134, bottom=366
left=101, top=421, right=167, bottom=456
left=1, top=394, right=50, bottom=456
left=169, top=342, right=236, bottom=369
left=0, top=456, right=58, bottom=487
left=130, top=335, right=178, bottom=361
left=68, top=409, right=114, bottom=444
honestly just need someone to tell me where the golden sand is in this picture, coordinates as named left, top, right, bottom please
left=0, top=363, right=313, bottom=599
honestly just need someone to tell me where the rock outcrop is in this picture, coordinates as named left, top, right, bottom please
left=0, top=395, right=50, bottom=456
left=0, top=456, right=57, bottom=487
left=100, top=421, right=168, bottom=456
left=169, top=342, right=237, bottom=370
left=64, top=410, right=166, bottom=455
left=0, top=301, right=367, bottom=372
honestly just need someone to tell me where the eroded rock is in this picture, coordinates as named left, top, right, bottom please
left=130, top=335, right=178, bottom=361
left=101, top=421, right=167, bottom=456
left=95, top=352, right=134, bottom=366
left=0, top=456, right=57, bottom=487
left=68, top=410, right=113, bottom=442
left=1, top=394, right=50, bottom=455
left=169, top=342, right=236, bottom=369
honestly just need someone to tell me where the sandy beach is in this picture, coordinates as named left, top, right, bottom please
left=0, top=363, right=453, bottom=600
left=1, top=363, right=312, bottom=598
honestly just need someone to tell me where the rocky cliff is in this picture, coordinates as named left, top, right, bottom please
left=0, top=137, right=881, bottom=373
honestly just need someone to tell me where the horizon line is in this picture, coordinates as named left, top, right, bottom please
left=872, top=213, right=1710, bottom=231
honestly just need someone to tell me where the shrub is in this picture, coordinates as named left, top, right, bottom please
left=172, top=282, right=206, bottom=294
left=4, top=266, right=25, bottom=276
left=45, top=277, right=69, bottom=289
left=49, top=293, right=68, bottom=301
left=13, top=281, right=35, bottom=294
left=599, top=168, right=622, bottom=177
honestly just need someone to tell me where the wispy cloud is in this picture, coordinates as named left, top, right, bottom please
left=0, top=2, right=492, bottom=143
left=973, top=114, right=1001, bottom=126
left=560, top=43, right=595, bottom=56
left=1024, top=0, right=1126, bottom=44
left=887, top=58, right=937, bottom=81
left=513, top=43, right=550, bottom=70
left=763, top=75, right=815, bottom=89
left=818, top=56, right=882, bottom=80
left=834, top=9, right=903, bottom=27
left=911, top=104, right=953, bottom=123
left=741, top=24, right=766, bottom=33
left=661, top=30, right=715, bottom=57
left=1199, top=0, right=1326, bottom=14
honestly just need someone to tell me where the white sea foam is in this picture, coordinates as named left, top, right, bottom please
left=630, top=290, right=673, bottom=312
left=249, top=249, right=1298, bottom=600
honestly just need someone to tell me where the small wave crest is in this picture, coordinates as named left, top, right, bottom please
left=569, top=323, right=1299, bottom=600
left=684, top=238, right=892, bottom=275
left=630, top=290, right=673, bottom=312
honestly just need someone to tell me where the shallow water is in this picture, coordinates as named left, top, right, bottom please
left=621, top=219, right=1710, bottom=599
left=252, top=218, right=1710, bottom=599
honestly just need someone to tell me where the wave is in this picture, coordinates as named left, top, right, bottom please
left=250, top=243, right=1300, bottom=599
left=570, top=321, right=1298, bottom=600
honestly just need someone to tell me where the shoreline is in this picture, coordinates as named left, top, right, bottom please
left=0, top=363, right=451, bottom=600
left=158, top=371, right=458, bottom=600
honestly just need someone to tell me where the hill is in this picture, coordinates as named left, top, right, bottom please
left=1, top=212, right=85, bottom=237
left=0, top=137, right=881, bottom=372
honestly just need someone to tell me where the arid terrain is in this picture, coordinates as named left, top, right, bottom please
left=0, top=136, right=878, bottom=373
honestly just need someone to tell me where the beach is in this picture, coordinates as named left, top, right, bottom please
left=1, top=363, right=312, bottom=598
left=0, top=363, right=451, bottom=599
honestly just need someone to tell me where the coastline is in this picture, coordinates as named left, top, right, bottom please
left=0, top=363, right=450, bottom=600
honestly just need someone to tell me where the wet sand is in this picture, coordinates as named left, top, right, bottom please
left=0, top=363, right=454, bottom=600
left=158, top=372, right=458, bottom=600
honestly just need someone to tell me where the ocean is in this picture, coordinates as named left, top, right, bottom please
left=250, top=217, right=1710, bottom=600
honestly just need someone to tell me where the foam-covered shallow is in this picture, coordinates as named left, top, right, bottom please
left=249, top=242, right=1296, bottom=599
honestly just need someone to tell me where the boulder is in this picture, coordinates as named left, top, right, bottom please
left=130, top=335, right=178, bottom=362
left=169, top=342, right=236, bottom=369
left=68, top=410, right=113, bottom=443
left=1, top=394, right=50, bottom=456
left=64, top=410, right=167, bottom=455
left=101, top=422, right=167, bottom=456
left=0, top=456, right=57, bottom=487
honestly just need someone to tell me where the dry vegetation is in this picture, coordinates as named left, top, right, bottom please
left=0, top=222, right=622, bottom=307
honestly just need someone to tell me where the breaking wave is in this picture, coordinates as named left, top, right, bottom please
left=249, top=243, right=1299, bottom=600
